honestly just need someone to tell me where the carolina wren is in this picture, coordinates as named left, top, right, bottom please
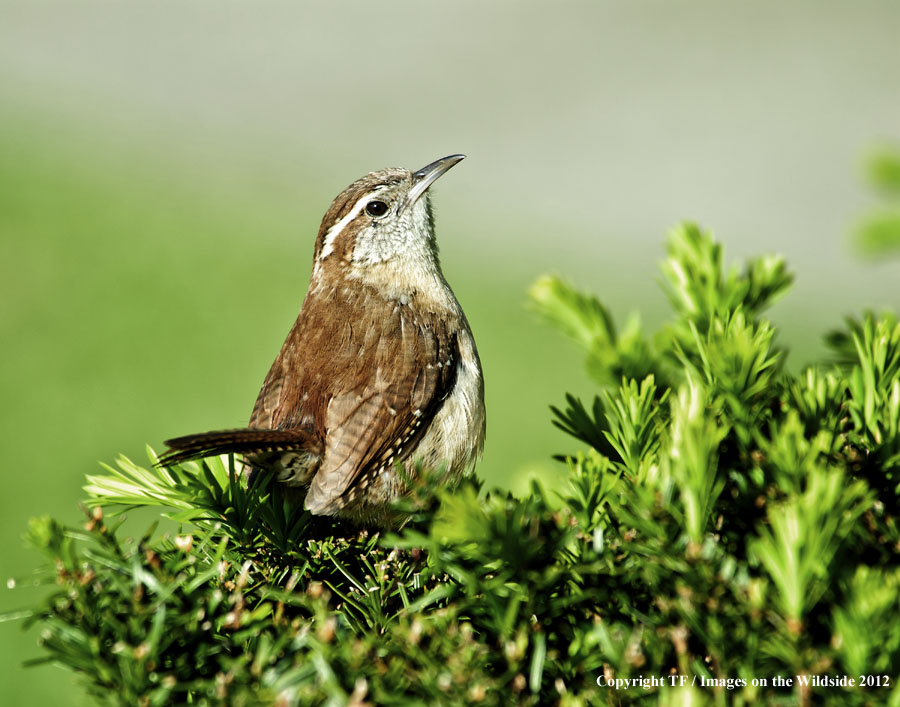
left=161, top=155, right=485, bottom=526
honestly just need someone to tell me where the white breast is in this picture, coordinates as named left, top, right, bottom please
left=413, top=324, right=485, bottom=480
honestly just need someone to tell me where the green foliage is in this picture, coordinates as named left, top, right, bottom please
left=531, top=275, right=657, bottom=387
left=855, top=145, right=900, bottom=256
left=14, top=224, right=900, bottom=705
left=866, top=147, right=900, bottom=194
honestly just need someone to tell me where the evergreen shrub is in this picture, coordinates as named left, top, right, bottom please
left=17, top=225, right=900, bottom=705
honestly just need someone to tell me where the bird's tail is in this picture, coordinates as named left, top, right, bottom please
left=157, top=428, right=318, bottom=467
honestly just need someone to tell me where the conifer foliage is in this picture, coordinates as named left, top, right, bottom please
left=18, top=225, right=900, bottom=705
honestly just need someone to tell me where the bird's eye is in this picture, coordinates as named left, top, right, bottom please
left=365, top=200, right=389, bottom=217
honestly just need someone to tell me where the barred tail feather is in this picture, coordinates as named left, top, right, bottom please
left=158, top=428, right=318, bottom=467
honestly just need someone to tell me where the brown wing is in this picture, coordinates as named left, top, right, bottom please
left=248, top=285, right=457, bottom=515
left=303, top=296, right=458, bottom=515
left=248, top=371, right=283, bottom=429
left=248, top=304, right=326, bottom=436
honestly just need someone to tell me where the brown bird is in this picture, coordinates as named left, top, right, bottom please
left=160, top=155, right=485, bottom=527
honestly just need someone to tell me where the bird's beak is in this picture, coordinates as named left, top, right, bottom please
left=403, top=154, right=465, bottom=212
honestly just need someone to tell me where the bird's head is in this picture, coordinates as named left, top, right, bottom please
left=311, top=155, right=465, bottom=289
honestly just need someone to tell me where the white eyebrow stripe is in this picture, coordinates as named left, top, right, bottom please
left=319, top=185, right=390, bottom=260
left=319, top=194, right=371, bottom=259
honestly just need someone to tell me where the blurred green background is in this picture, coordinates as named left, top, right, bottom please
left=2, top=1, right=899, bottom=703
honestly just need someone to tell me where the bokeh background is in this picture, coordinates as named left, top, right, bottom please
left=2, top=1, right=899, bottom=703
